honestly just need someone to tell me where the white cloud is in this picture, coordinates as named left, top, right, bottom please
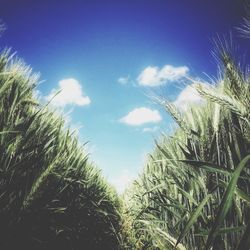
left=137, top=65, right=189, bottom=86
left=110, top=169, right=135, bottom=194
left=118, top=76, right=130, bottom=85
left=173, top=84, right=204, bottom=112
left=120, top=107, right=162, bottom=126
left=142, top=126, right=159, bottom=133
left=46, top=78, right=91, bottom=107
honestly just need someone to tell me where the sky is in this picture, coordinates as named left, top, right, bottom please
left=1, top=0, right=249, bottom=193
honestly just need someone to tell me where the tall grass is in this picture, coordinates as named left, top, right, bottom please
left=124, top=46, right=250, bottom=249
left=0, top=50, right=122, bottom=250
left=1, top=28, right=249, bottom=250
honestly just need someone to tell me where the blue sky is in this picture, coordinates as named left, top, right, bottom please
left=1, top=0, right=249, bottom=192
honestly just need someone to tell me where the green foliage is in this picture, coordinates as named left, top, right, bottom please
left=0, top=50, right=122, bottom=250
left=124, top=48, right=250, bottom=249
left=1, top=33, right=250, bottom=250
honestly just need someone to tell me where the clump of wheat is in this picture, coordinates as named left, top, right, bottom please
left=124, top=48, right=250, bottom=249
left=0, top=50, right=122, bottom=250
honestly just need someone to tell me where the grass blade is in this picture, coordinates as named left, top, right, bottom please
left=205, top=155, right=250, bottom=249
left=175, top=194, right=212, bottom=248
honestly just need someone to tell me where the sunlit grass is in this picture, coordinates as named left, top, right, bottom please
left=0, top=33, right=250, bottom=250
left=124, top=45, right=250, bottom=249
left=0, top=50, right=122, bottom=250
